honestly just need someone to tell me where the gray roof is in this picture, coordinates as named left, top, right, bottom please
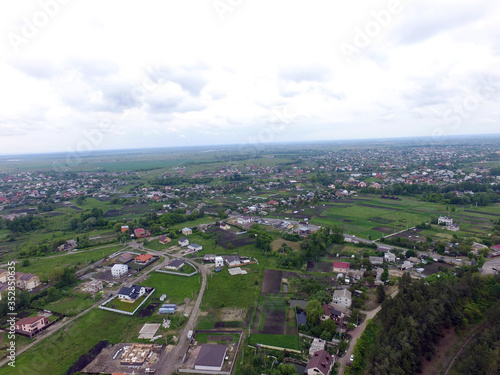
left=168, top=259, right=185, bottom=268
left=195, top=344, right=227, bottom=368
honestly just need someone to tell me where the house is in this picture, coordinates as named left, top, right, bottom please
left=369, top=256, right=384, bottom=266
left=399, top=261, right=413, bottom=270
left=309, top=338, right=326, bottom=356
left=159, top=235, right=171, bottom=244
left=220, top=222, right=230, bottom=230
left=15, top=316, right=49, bottom=336
left=384, top=252, right=396, bottom=263
left=492, top=244, right=500, bottom=252
left=0, top=282, right=8, bottom=300
left=438, top=216, right=454, bottom=226
left=118, top=252, right=133, bottom=263
left=237, top=216, right=252, bottom=225
left=332, top=262, right=350, bottom=273
left=166, top=259, right=185, bottom=271
left=298, top=226, right=311, bottom=236
left=332, top=289, right=352, bottom=308
left=117, top=285, right=146, bottom=302
left=225, top=255, right=241, bottom=267
left=179, top=237, right=189, bottom=247
left=407, top=257, right=420, bottom=265
left=446, top=223, right=460, bottom=232
left=215, top=256, right=224, bottom=268
left=322, top=303, right=343, bottom=323
left=181, top=227, right=192, bottom=236
left=57, top=239, right=77, bottom=251
left=472, top=242, right=488, bottom=251
left=15, top=273, right=41, bottom=291
left=135, top=254, right=153, bottom=264
left=86, top=279, right=103, bottom=293
left=0, top=269, right=9, bottom=283
left=159, top=304, right=177, bottom=314
left=305, top=350, right=333, bottom=375
left=111, top=264, right=128, bottom=278
left=187, top=243, right=203, bottom=252
left=204, top=254, right=216, bottom=262
left=121, top=225, right=129, bottom=233
left=194, top=344, right=227, bottom=372
left=133, top=228, right=151, bottom=238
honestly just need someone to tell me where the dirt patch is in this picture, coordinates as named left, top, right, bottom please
left=271, top=239, right=301, bottom=252
left=261, top=269, right=283, bottom=294
left=372, top=225, right=395, bottom=234
left=422, top=262, right=454, bottom=276
left=218, top=308, right=245, bottom=322
left=306, top=261, right=333, bottom=273
left=370, top=217, right=394, bottom=224
left=421, top=327, right=458, bottom=375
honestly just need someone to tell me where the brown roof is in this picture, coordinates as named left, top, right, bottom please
left=306, top=350, right=333, bottom=375
left=16, top=316, right=46, bottom=326
left=195, top=344, right=227, bottom=368
left=135, top=254, right=153, bottom=262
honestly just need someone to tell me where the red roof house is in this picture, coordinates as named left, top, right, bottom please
left=135, top=254, right=153, bottom=264
left=332, top=262, right=350, bottom=273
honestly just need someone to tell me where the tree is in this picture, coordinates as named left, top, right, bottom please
left=321, top=318, right=337, bottom=336
left=306, top=299, right=323, bottom=325
left=381, top=268, right=389, bottom=283
left=377, top=284, right=386, bottom=303
left=277, top=364, right=296, bottom=375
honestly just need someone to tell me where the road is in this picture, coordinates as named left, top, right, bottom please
left=159, top=257, right=208, bottom=375
left=337, top=290, right=398, bottom=375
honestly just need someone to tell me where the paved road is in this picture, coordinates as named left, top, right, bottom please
left=337, top=290, right=398, bottom=375
left=160, top=258, right=208, bottom=375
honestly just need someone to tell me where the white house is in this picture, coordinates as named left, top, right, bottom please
left=182, top=227, right=192, bottom=236
left=438, top=216, right=454, bottom=226
left=332, top=288, right=352, bottom=308
left=178, top=237, right=189, bottom=247
left=111, top=264, right=128, bottom=278
left=187, top=243, right=203, bottom=252
left=237, top=216, right=252, bottom=224
left=384, top=252, right=396, bottom=263
left=117, top=285, right=146, bottom=302
left=215, top=256, right=224, bottom=268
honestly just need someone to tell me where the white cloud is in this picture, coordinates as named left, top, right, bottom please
left=0, top=0, right=499, bottom=154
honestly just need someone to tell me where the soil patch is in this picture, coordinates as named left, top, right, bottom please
left=372, top=225, right=394, bottom=234
left=261, top=269, right=283, bottom=294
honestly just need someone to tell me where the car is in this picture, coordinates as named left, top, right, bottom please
left=456, top=258, right=462, bottom=262
left=350, top=354, right=354, bottom=362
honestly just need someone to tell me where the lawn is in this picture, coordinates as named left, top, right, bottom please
left=42, top=293, right=97, bottom=316
left=142, top=272, right=201, bottom=305
left=105, top=293, right=149, bottom=313
left=249, top=334, right=300, bottom=351
left=195, top=332, right=240, bottom=344
left=0, top=309, right=148, bottom=375
left=21, top=245, right=125, bottom=277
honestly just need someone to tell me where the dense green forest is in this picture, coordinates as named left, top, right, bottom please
left=351, top=269, right=500, bottom=374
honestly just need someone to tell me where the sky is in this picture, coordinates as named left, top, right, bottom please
left=0, top=0, right=499, bottom=155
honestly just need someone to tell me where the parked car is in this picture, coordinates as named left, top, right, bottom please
left=350, top=354, right=354, bottom=362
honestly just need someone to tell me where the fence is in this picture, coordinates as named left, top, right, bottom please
left=155, top=260, right=198, bottom=277
left=98, top=288, right=155, bottom=316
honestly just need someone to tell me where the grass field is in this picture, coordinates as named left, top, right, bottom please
left=105, top=293, right=149, bottom=313
left=142, top=272, right=201, bottom=305
left=0, top=309, right=146, bottom=375
left=42, top=293, right=98, bottom=316
left=21, top=245, right=125, bottom=277
left=249, top=334, right=300, bottom=351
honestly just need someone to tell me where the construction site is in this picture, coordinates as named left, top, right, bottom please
left=82, top=343, right=168, bottom=374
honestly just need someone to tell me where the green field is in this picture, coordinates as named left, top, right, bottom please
left=142, top=272, right=201, bottom=305
left=105, top=293, right=149, bottom=313
left=43, top=292, right=98, bottom=316
left=20, top=245, right=125, bottom=277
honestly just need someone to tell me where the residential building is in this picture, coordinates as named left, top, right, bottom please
left=159, top=235, right=171, bottom=244
left=182, top=227, right=192, bottom=236
left=15, top=316, right=49, bottom=336
left=215, top=256, right=224, bottom=268
left=384, top=252, right=396, bottom=263
left=135, top=254, right=153, bottom=264
left=179, top=237, right=189, bottom=247
left=118, top=252, right=133, bottom=263
left=225, top=255, right=241, bottom=267
left=15, top=273, right=41, bottom=291
left=121, top=225, right=129, bottom=233
left=86, top=279, right=103, bottom=293
left=204, top=254, right=216, bottom=262
left=194, top=344, right=227, bottom=372
left=309, top=338, right=326, bottom=356
left=305, top=350, right=333, bottom=375
left=438, top=216, right=454, bottom=226
left=332, top=261, right=350, bottom=273
left=134, top=228, right=151, bottom=238
left=187, top=243, right=203, bottom=252
left=220, top=222, right=230, bottom=230
left=111, top=264, right=128, bottom=278
left=0, top=269, right=9, bottom=283
left=166, top=259, right=185, bottom=271
left=369, top=256, right=384, bottom=266
left=332, top=289, right=352, bottom=308
left=237, top=216, right=252, bottom=225
left=322, top=303, right=343, bottom=323
left=117, top=285, right=146, bottom=302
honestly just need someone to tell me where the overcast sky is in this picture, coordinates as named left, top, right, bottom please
left=1, top=0, right=499, bottom=155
